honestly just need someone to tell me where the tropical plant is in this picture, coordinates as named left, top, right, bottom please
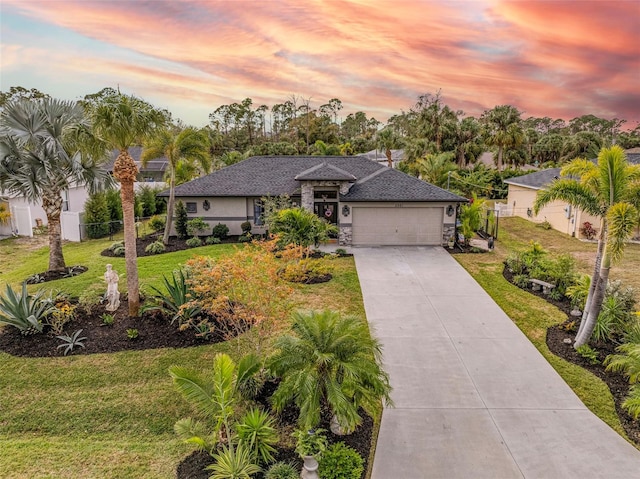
left=414, top=152, right=456, bottom=188
left=481, top=105, right=523, bottom=171
left=534, top=146, right=640, bottom=347
left=46, top=301, right=76, bottom=335
left=141, top=127, right=210, bottom=244
left=89, top=92, right=167, bottom=316
left=575, top=344, right=600, bottom=365
left=265, top=462, right=298, bottom=479
left=169, top=353, right=261, bottom=451
left=126, top=328, right=139, bottom=340
left=174, top=200, right=189, bottom=238
left=318, top=442, right=364, bottom=479
left=604, top=343, right=640, bottom=418
left=270, top=208, right=338, bottom=254
left=147, top=269, right=200, bottom=325
left=376, top=127, right=402, bottom=168
left=0, top=98, right=112, bottom=272
left=293, top=428, right=328, bottom=458
left=0, top=283, right=53, bottom=334
left=236, top=408, right=278, bottom=465
left=268, top=310, right=392, bottom=432
left=206, top=443, right=261, bottom=479
left=458, top=195, right=485, bottom=244
left=566, top=274, right=591, bottom=310
left=56, top=329, right=87, bottom=355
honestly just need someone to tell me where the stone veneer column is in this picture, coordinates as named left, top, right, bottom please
left=300, top=183, right=314, bottom=212
left=339, top=226, right=352, bottom=245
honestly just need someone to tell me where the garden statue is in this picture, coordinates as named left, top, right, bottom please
left=104, top=264, right=120, bottom=312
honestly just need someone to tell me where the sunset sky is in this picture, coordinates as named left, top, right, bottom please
left=1, top=0, right=638, bottom=128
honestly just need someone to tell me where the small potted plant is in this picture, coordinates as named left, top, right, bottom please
left=293, top=428, right=328, bottom=479
left=447, top=236, right=455, bottom=249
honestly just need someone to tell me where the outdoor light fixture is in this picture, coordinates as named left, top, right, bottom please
left=202, top=199, right=210, bottom=211
left=342, top=205, right=350, bottom=216
left=446, top=205, right=454, bottom=217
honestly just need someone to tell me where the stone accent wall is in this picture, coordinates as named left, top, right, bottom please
left=339, top=225, right=352, bottom=245
left=300, top=183, right=314, bottom=211
left=443, top=224, right=455, bottom=244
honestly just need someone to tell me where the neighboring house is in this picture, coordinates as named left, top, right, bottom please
left=359, top=149, right=405, bottom=168
left=2, top=146, right=167, bottom=240
left=164, top=155, right=466, bottom=246
left=504, top=148, right=640, bottom=239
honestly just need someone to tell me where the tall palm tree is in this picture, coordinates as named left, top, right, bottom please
left=141, top=127, right=210, bottom=245
left=268, top=310, right=392, bottom=433
left=534, top=146, right=640, bottom=347
left=89, top=94, right=166, bottom=316
left=376, top=127, right=402, bottom=168
left=0, top=98, right=111, bottom=272
left=415, top=152, right=457, bottom=188
left=481, top=105, right=523, bottom=171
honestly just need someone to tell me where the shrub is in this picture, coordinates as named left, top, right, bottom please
left=78, top=284, right=105, bottom=313
left=0, top=283, right=52, bottom=335
left=241, top=221, right=252, bottom=234
left=137, top=184, right=158, bottom=216
left=593, top=310, right=615, bottom=343
left=187, top=217, right=209, bottom=237
left=146, top=269, right=200, bottom=325
left=105, top=189, right=123, bottom=232
left=318, top=442, right=364, bottom=479
left=280, top=258, right=331, bottom=283
left=46, top=301, right=76, bottom=335
left=84, top=191, right=110, bottom=238
left=335, top=248, right=347, bottom=255
left=186, top=236, right=203, bottom=248
left=149, top=214, right=166, bottom=232
left=112, top=245, right=125, bottom=257
left=56, top=329, right=87, bottom=356
left=504, top=252, right=527, bottom=275
left=212, top=222, right=230, bottom=239
left=576, top=344, right=600, bottom=365
left=206, top=444, right=261, bottom=479
left=145, top=240, right=166, bottom=255
left=175, top=201, right=189, bottom=239
left=109, top=241, right=124, bottom=252
left=566, top=274, right=591, bottom=310
left=206, top=236, right=221, bottom=245
left=236, top=408, right=278, bottom=465
left=293, top=428, right=328, bottom=458
left=537, top=220, right=552, bottom=230
left=270, top=208, right=337, bottom=252
left=268, top=310, right=392, bottom=432
left=238, top=233, right=253, bottom=243
left=580, top=221, right=597, bottom=240
left=512, top=274, right=529, bottom=289
left=265, top=462, right=298, bottom=479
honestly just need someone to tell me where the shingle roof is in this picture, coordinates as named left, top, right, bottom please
left=165, top=155, right=466, bottom=203
left=294, top=162, right=356, bottom=181
left=103, top=146, right=168, bottom=172
left=504, top=168, right=562, bottom=190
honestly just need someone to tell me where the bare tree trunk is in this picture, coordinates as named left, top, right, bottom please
left=113, top=150, right=140, bottom=317
left=386, top=148, right=393, bottom=168
left=576, top=219, right=605, bottom=338
left=574, top=259, right=610, bottom=348
left=43, top=193, right=66, bottom=272
left=497, top=146, right=503, bottom=172
left=163, top=171, right=176, bottom=245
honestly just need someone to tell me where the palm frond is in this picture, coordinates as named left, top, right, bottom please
left=534, top=179, right=601, bottom=216
left=606, top=202, right=638, bottom=263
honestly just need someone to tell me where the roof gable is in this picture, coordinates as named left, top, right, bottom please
left=294, top=162, right=356, bottom=181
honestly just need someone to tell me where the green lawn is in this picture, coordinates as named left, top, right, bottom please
left=456, top=216, right=640, bottom=444
left=0, top=236, right=368, bottom=478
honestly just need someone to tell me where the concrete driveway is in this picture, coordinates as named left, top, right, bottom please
left=353, top=246, right=640, bottom=479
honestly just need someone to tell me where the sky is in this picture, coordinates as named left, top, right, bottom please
left=1, top=0, right=639, bottom=128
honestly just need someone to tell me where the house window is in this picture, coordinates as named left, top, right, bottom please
left=186, top=202, right=197, bottom=213
left=253, top=200, right=264, bottom=226
left=313, top=190, right=337, bottom=200
left=62, top=190, right=70, bottom=212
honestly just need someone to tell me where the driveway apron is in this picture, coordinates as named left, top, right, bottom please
left=354, top=246, right=640, bottom=479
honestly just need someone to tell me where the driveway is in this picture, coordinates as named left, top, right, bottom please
left=353, top=246, right=640, bottom=479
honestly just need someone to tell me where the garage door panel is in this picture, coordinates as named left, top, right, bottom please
left=351, top=207, right=443, bottom=245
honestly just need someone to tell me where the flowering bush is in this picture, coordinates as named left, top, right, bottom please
left=580, top=221, right=597, bottom=240
left=46, top=301, right=76, bottom=335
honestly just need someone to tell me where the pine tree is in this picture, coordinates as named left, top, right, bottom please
left=175, top=200, right=189, bottom=239
left=84, top=192, right=110, bottom=238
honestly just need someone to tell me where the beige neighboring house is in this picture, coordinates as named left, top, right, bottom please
left=505, top=147, right=640, bottom=239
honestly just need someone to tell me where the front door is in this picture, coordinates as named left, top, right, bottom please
left=314, top=202, right=338, bottom=224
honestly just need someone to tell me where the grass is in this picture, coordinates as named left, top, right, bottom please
left=456, top=216, right=640, bottom=442
left=0, top=237, right=368, bottom=478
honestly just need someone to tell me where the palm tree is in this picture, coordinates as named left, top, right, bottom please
left=0, top=98, right=111, bottom=272
left=141, top=127, right=210, bottom=245
left=481, top=105, right=523, bottom=171
left=268, top=310, right=392, bottom=433
left=89, top=93, right=166, bottom=316
left=534, top=146, right=640, bottom=347
left=376, top=127, right=402, bottom=168
left=415, top=152, right=457, bottom=188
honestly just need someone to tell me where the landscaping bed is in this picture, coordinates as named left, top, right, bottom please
left=0, top=299, right=228, bottom=357
left=503, top=265, right=640, bottom=446
left=100, top=233, right=247, bottom=258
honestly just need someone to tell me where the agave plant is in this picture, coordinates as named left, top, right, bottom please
left=146, top=269, right=200, bottom=324
left=0, top=283, right=53, bottom=334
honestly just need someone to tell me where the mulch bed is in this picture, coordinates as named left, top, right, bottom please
left=177, top=378, right=374, bottom=479
left=444, top=242, right=490, bottom=255
left=100, top=234, right=247, bottom=258
left=25, top=265, right=88, bottom=285
left=502, top=265, right=640, bottom=446
left=0, top=299, right=227, bottom=357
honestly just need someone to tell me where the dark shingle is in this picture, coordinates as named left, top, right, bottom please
left=504, top=168, right=562, bottom=190
left=164, top=155, right=466, bottom=202
left=295, top=162, right=356, bottom=181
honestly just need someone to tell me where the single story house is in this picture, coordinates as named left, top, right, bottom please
left=164, top=155, right=467, bottom=246
left=504, top=149, right=639, bottom=238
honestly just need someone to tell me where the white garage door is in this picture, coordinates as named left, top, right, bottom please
left=351, top=207, right=443, bottom=245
